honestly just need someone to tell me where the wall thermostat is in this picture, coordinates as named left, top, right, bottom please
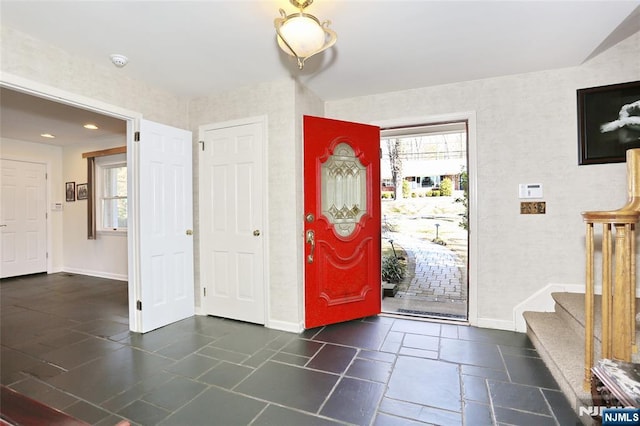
left=519, top=183, right=543, bottom=199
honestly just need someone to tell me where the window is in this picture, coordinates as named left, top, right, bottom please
left=96, top=154, right=127, bottom=232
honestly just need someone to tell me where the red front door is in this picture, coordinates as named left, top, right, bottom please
left=304, top=115, right=381, bottom=329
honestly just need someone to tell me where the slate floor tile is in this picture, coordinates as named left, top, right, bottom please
left=197, top=361, right=254, bottom=389
left=493, top=406, right=556, bottom=425
left=489, top=380, right=551, bottom=415
left=2, top=274, right=580, bottom=426
left=440, top=337, right=504, bottom=370
left=346, top=358, right=392, bottom=383
left=307, top=343, right=357, bottom=374
left=141, top=376, right=207, bottom=411
left=320, top=377, right=385, bottom=425
left=118, top=400, right=171, bottom=426
left=159, top=386, right=265, bottom=426
left=253, top=404, right=344, bottom=426
left=503, top=353, right=559, bottom=389
left=235, top=361, right=339, bottom=412
left=386, top=356, right=461, bottom=412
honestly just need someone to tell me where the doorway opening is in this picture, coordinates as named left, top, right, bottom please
left=380, top=121, right=469, bottom=321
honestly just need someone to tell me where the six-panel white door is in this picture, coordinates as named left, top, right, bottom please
left=199, top=119, right=265, bottom=324
left=0, top=159, right=47, bottom=279
left=138, top=119, right=194, bottom=333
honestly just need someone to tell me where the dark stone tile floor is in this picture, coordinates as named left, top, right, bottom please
left=1, top=273, right=581, bottom=425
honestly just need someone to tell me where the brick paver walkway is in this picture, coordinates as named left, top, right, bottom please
left=383, top=232, right=467, bottom=318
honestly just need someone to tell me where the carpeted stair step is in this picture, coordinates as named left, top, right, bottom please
left=523, top=310, right=591, bottom=412
left=552, top=292, right=640, bottom=363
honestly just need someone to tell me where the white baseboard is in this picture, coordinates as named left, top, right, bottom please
left=62, top=267, right=128, bottom=282
left=267, top=318, right=303, bottom=333
left=513, top=283, right=584, bottom=333
left=476, top=317, right=515, bottom=332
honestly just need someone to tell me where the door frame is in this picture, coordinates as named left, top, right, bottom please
left=0, top=73, right=149, bottom=332
left=373, top=111, right=478, bottom=327
left=197, top=115, right=270, bottom=326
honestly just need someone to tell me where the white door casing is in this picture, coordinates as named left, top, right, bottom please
left=199, top=117, right=266, bottom=325
left=0, top=159, right=47, bottom=278
left=137, top=119, right=194, bottom=333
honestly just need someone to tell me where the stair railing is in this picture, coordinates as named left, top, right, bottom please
left=582, top=148, right=640, bottom=391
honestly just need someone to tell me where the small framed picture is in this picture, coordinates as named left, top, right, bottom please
left=66, top=182, right=76, bottom=202
left=577, top=80, right=640, bottom=165
left=77, top=183, right=88, bottom=200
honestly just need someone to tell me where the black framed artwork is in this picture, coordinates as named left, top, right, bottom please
left=578, top=80, right=640, bottom=165
left=77, top=183, right=88, bottom=200
left=65, top=182, right=75, bottom=202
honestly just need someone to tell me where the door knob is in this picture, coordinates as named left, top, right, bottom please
left=186, top=229, right=193, bottom=236
left=253, top=230, right=261, bottom=236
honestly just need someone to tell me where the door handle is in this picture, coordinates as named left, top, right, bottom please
left=306, top=230, right=315, bottom=263
left=253, top=230, right=261, bottom=236
left=0, top=224, right=6, bottom=227
left=186, top=229, right=193, bottom=236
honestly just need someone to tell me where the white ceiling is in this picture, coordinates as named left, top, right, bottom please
left=1, top=0, right=639, bottom=146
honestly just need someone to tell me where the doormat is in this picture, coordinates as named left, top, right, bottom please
left=397, top=308, right=466, bottom=320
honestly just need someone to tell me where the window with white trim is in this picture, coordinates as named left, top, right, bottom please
left=96, top=154, right=127, bottom=232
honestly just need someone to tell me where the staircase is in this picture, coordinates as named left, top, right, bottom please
left=524, top=292, right=640, bottom=421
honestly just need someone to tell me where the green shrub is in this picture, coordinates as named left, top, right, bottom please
left=427, top=190, right=440, bottom=197
left=402, top=180, right=411, bottom=199
left=440, top=178, right=453, bottom=196
left=382, top=255, right=406, bottom=283
left=381, top=192, right=393, bottom=199
left=411, top=192, right=417, bottom=198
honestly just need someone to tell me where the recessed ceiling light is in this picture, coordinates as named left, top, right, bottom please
left=84, top=123, right=99, bottom=130
left=40, top=133, right=55, bottom=138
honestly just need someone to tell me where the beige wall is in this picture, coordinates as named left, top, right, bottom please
left=326, top=30, right=640, bottom=328
left=3, top=19, right=639, bottom=331
left=62, top=138, right=128, bottom=280
left=1, top=26, right=188, bottom=129
left=189, top=79, right=324, bottom=330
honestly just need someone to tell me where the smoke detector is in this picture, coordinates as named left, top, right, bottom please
left=110, top=54, right=128, bottom=68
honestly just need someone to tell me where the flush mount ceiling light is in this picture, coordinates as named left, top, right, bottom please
left=40, top=133, right=55, bottom=139
left=274, top=0, right=337, bottom=70
left=83, top=123, right=99, bottom=130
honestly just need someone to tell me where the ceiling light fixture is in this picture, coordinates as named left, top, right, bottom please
left=40, top=133, right=55, bottom=139
left=274, top=0, right=337, bottom=70
left=83, top=124, right=99, bottom=130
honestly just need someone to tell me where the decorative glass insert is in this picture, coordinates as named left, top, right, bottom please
left=321, top=142, right=367, bottom=237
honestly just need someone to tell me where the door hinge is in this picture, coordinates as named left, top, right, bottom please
left=203, top=287, right=206, bottom=297
left=134, top=131, right=140, bottom=142
left=45, top=172, right=48, bottom=180
left=46, top=252, right=48, bottom=259
left=380, top=148, right=382, bottom=159
left=45, top=212, right=48, bottom=219
left=199, top=141, right=205, bottom=151
left=136, top=300, right=142, bottom=311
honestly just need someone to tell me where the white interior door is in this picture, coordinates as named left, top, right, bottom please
left=0, top=159, right=47, bottom=278
left=199, top=118, right=265, bottom=324
left=138, top=119, right=194, bottom=333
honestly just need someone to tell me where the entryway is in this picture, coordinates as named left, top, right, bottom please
left=380, top=121, right=469, bottom=321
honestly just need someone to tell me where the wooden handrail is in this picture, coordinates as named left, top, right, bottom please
left=582, top=148, right=640, bottom=390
